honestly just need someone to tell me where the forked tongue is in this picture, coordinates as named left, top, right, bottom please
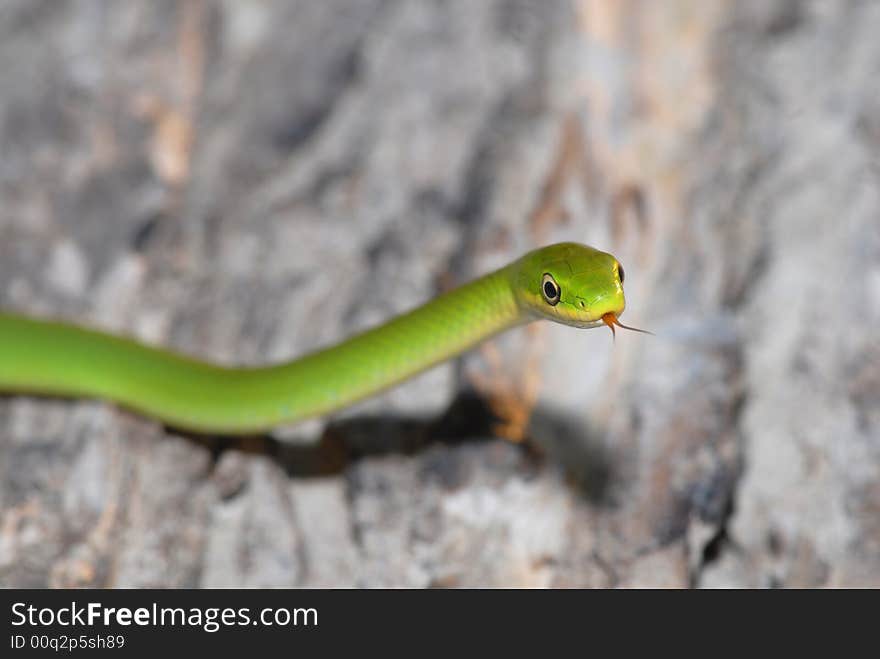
left=601, top=313, right=653, bottom=342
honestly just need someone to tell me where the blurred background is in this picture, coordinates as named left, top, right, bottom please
left=0, top=0, right=878, bottom=587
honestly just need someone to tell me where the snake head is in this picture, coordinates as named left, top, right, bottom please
left=511, top=242, right=649, bottom=338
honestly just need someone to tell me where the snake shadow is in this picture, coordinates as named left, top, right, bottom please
left=178, top=391, right=620, bottom=506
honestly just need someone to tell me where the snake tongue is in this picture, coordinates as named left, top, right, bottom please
left=602, top=313, right=617, bottom=342
left=602, top=312, right=653, bottom=340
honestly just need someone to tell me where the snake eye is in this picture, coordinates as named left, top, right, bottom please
left=541, top=273, right=560, bottom=306
left=618, top=263, right=625, bottom=285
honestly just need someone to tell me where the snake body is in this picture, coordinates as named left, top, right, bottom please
left=0, top=243, right=639, bottom=434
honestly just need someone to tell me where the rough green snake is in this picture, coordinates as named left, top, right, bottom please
left=0, top=242, right=648, bottom=435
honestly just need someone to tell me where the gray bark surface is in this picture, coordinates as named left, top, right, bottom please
left=1, top=0, right=878, bottom=587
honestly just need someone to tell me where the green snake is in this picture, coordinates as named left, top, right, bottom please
left=0, top=242, right=648, bottom=435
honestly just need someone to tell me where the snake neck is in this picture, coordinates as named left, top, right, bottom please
left=259, top=264, right=525, bottom=425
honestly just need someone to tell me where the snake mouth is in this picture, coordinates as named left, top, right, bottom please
left=601, top=312, right=653, bottom=341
